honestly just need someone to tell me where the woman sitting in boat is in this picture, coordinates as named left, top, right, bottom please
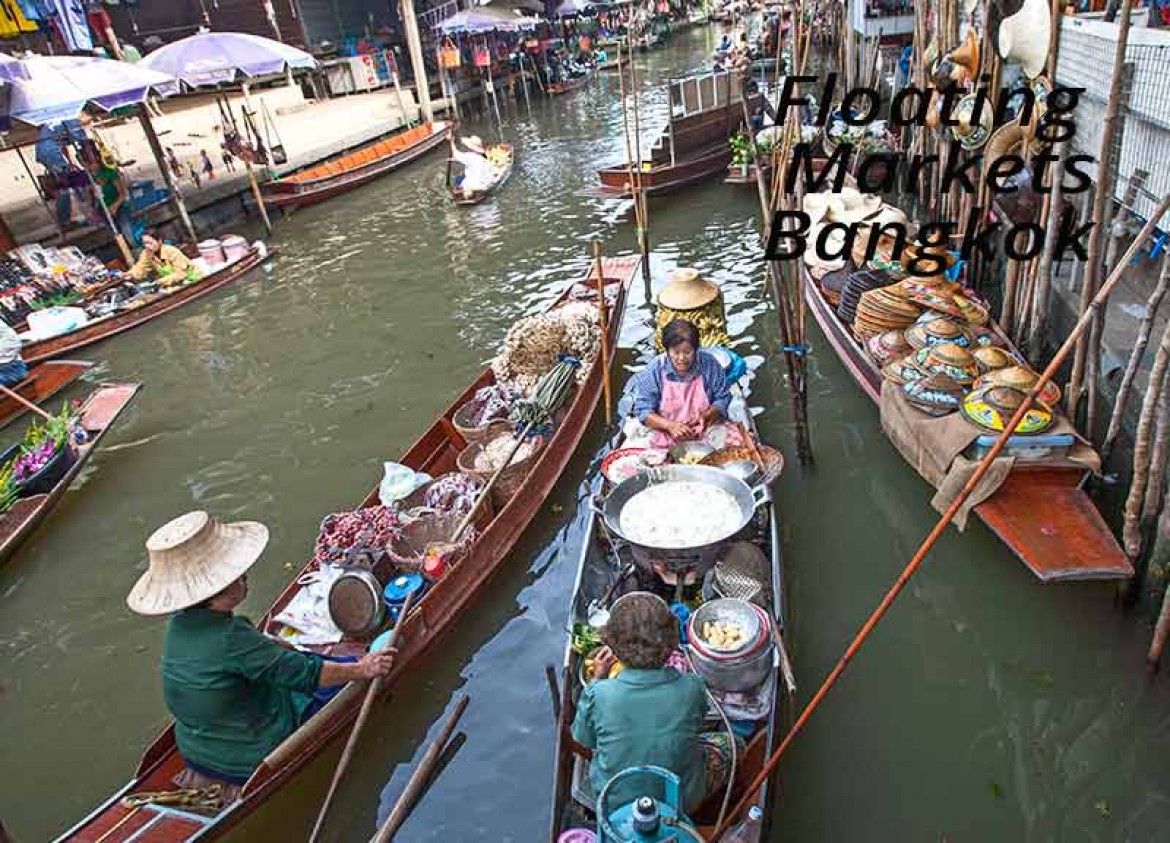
left=449, top=135, right=494, bottom=199
left=633, top=318, right=744, bottom=449
left=127, top=511, right=396, bottom=789
left=122, top=230, right=199, bottom=288
left=573, top=592, right=741, bottom=812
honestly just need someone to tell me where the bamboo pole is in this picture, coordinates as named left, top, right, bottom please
left=138, top=109, right=198, bottom=245
left=1143, top=395, right=1170, bottom=526
left=240, top=85, right=274, bottom=235
left=614, top=41, right=648, bottom=295
left=1148, top=573, right=1170, bottom=673
left=710, top=192, right=1170, bottom=843
left=307, top=589, right=415, bottom=843
left=1028, top=142, right=1067, bottom=361
left=592, top=240, right=613, bottom=427
left=1067, top=0, right=1134, bottom=419
left=1001, top=258, right=1022, bottom=342
left=1102, top=254, right=1170, bottom=465
left=1123, top=324, right=1170, bottom=562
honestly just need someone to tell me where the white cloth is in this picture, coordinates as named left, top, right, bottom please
left=0, top=321, right=22, bottom=365
left=452, top=146, right=493, bottom=192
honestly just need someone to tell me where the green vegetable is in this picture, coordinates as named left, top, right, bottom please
left=570, top=622, right=602, bottom=656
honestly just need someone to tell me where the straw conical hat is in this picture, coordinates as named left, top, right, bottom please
left=658, top=267, right=720, bottom=310
left=998, top=0, right=1051, bottom=79
left=128, top=511, right=269, bottom=616
left=464, top=135, right=486, bottom=154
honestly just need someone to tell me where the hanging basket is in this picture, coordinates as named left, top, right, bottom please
left=473, top=48, right=491, bottom=67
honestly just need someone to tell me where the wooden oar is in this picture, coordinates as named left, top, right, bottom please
left=307, top=588, right=416, bottom=843
left=0, top=382, right=54, bottom=423
left=370, top=695, right=470, bottom=843
left=592, top=240, right=613, bottom=426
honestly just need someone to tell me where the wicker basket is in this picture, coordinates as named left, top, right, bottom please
left=451, top=407, right=509, bottom=443
left=388, top=512, right=475, bottom=572
left=456, top=428, right=546, bottom=510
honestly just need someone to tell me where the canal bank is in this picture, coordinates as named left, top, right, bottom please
left=1, top=28, right=1170, bottom=843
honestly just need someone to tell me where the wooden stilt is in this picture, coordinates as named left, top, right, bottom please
left=138, top=109, right=198, bottom=245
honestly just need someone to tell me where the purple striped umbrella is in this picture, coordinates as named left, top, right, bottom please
left=139, top=31, right=318, bottom=88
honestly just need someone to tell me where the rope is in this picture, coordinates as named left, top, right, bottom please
left=123, top=785, right=225, bottom=811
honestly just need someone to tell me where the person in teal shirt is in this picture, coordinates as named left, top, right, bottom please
left=572, top=592, right=741, bottom=812
left=128, top=511, right=397, bottom=785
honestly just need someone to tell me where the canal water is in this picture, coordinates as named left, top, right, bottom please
left=3, top=28, right=1170, bottom=843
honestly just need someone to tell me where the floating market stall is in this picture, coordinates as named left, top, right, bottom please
left=58, top=253, right=641, bottom=843
left=799, top=187, right=1133, bottom=582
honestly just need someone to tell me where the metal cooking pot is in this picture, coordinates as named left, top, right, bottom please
left=328, top=568, right=385, bottom=638
left=593, top=465, right=769, bottom=573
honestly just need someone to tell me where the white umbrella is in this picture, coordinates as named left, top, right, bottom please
left=139, top=31, right=318, bottom=88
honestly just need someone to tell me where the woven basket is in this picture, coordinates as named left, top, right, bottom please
left=452, top=406, right=511, bottom=443
left=456, top=428, right=546, bottom=510
left=387, top=512, right=475, bottom=572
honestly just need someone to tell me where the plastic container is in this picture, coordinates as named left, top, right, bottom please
left=557, top=831, right=596, bottom=843
left=383, top=573, right=426, bottom=622
left=723, top=806, right=763, bottom=843
left=198, top=239, right=226, bottom=266
left=967, top=433, right=1074, bottom=462
left=221, top=234, right=250, bottom=263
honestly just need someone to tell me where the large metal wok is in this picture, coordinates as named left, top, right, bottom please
left=593, top=464, right=769, bottom=574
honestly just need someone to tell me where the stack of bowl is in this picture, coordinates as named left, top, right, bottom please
left=686, top=598, right=773, bottom=692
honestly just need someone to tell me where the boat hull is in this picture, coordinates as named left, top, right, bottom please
left=262, top=122, right=453, bottom=210
left=597, top=145, right=732, bottom=197
left=0, top=382, right=139, bottom=566
left=801, top=264, right=1133, bottom=582
left=21, top=249, right=273, bottom=365
left=547, top=72, right=593, bottom=95
left=56, top=256, right=642, bottom=843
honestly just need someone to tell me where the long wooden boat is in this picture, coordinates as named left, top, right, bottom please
left=262, top=121, right=453, bottom=210
left=19, top=247, right=274, bottom=366
left=56, top=254, right=641, bottom=843
left=0, top=360, right=93, bottom=429
left=597, top=53, right=631, bottom=72
left=596, top=71, right=760, bottom=198
left=802, top=264, right=1134, bottom=582
left=0, top=382, right=139, bottom=566
left=450, top=144, right=515, bottom=206
left=548, top=380, right=794, bottom=841
left=547, top=70, right=594, bottom=96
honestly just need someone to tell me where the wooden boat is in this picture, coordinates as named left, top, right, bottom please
left=0, top=382, right=139, bottom=566
left=19, top=247, right=274, bottom=365
left=597, top=53, right=631, bottom=72
left=548, top=381, right=794, bottom=841
left=449, top=144, right=515, bottom=206
left=596, top=71, right=761, bottom=198
left=57, top=254, right=641, bottom=843
left=547, top=70, right=594, bottom=96
left=261, top=121, right=453, bottom=210
left=0, top=360, right=93, bottom=429
left=724, top=159, right=772, bottom=186
left=802, top=264, right=1134, bottom=582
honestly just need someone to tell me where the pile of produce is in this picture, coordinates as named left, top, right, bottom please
left=312, top=505, right=403, bottom=567
left=473, top=432, right=540, bottom=472
left=492, top=303, right=600, bottom=391
left=699, top=619, right=749, bottom=651
left=423, top=473, right=483, bottom=516
left=464, top=383, right=525, bottom=428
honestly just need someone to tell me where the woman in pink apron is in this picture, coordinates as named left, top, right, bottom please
left=632, top=320, right=744, bottom=449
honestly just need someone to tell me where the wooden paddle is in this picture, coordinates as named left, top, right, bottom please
left=0, top=383, right=54, bottom=423
left=444, top=420, right=536, bottom=548
left=369, top=695, right=470, bottom=843
left=592, top=240, right=613, bottom=427
left=735, top=421, right=766, bottom=475
left=307, top=588, right=416, bottom=843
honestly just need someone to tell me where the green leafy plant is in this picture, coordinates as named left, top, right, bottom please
left=21, top=403, right=74, bottom=453
left=30, top=291, right=83, bottom=311
left=729, top=130, right=754, bottom=166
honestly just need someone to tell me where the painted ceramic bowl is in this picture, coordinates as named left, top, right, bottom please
left=905, top=317, right=973, bottom=350
left=974, top=365, right=1061, bottom=405
left=883, top=354, right=927, bottom=386
left=912, top=342, right=980, bottom=385
left=903, top=373, right=965, bottom=416
left=960, top=385, right=1055, bottom=434
left=972, top=346, right=1019, bottom=372
left=867, top=329, right=913, bottom=367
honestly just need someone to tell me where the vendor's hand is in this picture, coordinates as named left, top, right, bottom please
left=665, top=420, right=691, bottom=440
left=592, top=646, right=617, bottom=680
left=357, top=649, right=397, bottom=680
left=685, top=416, right=707, bottom=437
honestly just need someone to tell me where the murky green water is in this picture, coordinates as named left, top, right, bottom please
left=2, top=28, right=1169, bottom=843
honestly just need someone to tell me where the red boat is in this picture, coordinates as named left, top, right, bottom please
left=802, top=265, right=1133, bottom=582
left=20, top=247, right=274, bottom=365
left=56, top=254, right=641, bottom=843
left=262, top=121, right=453, bottom=209
left=547, top=70, right=594, bottom=95
left=0, top=382, right=139, bottom=566
left=596, top=71, right=760, bottom=198
left=0, top=360, right=92, bottom=429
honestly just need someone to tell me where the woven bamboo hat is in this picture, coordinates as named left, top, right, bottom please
left=658, top=268, right=720, bottom=310
left=127, top=511, right=269, bottom=616
left=998, top=0, right=1052, bottom=79
left=464, top=135, right=486, bottom=154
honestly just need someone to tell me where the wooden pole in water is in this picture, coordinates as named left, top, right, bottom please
left=1028, top=141, right=1067, bottom=361
left=592, top=240, right=613, bottom=427
left=709, top=192, right=1170, bottom=842
left=307, top=589, right=416, bottom=843
left=138, top=108, right=198, bottom=245
left=615, top=41, right=646, bottom=282
left=1067, top=0, right=1134, bottom=420
left=240, top=85, right=274, bottom=235
left=370, top=696, right=470, bottom=843
left=626, top=26, right=651, bottom=284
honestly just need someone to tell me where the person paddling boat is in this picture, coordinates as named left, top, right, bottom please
left=127, top=511, right=395, bottom=796
left=448, top=135, right=493, bottom=199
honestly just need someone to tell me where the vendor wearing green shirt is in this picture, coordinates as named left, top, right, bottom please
left=128, top=511, right=396, bottom=785
left=572, top=592, right=743, bottom=813
left=89, top=157, right=137, bottom=247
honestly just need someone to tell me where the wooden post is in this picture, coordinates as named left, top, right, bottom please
left=1123, top=323, right=1170, bottom=562
left=399, top=0, right=435, bottom=123
left=138, top=109, right=198, bottom=245
left=1028, top=141, right=1067, bottom=361
left=592, top=240, right=613, bottom=427
left=626, top=28, right=651, bottom=285
left=1067, top=0, right=1134, bottom=419
left=240, top=85, right=274, bottom=235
